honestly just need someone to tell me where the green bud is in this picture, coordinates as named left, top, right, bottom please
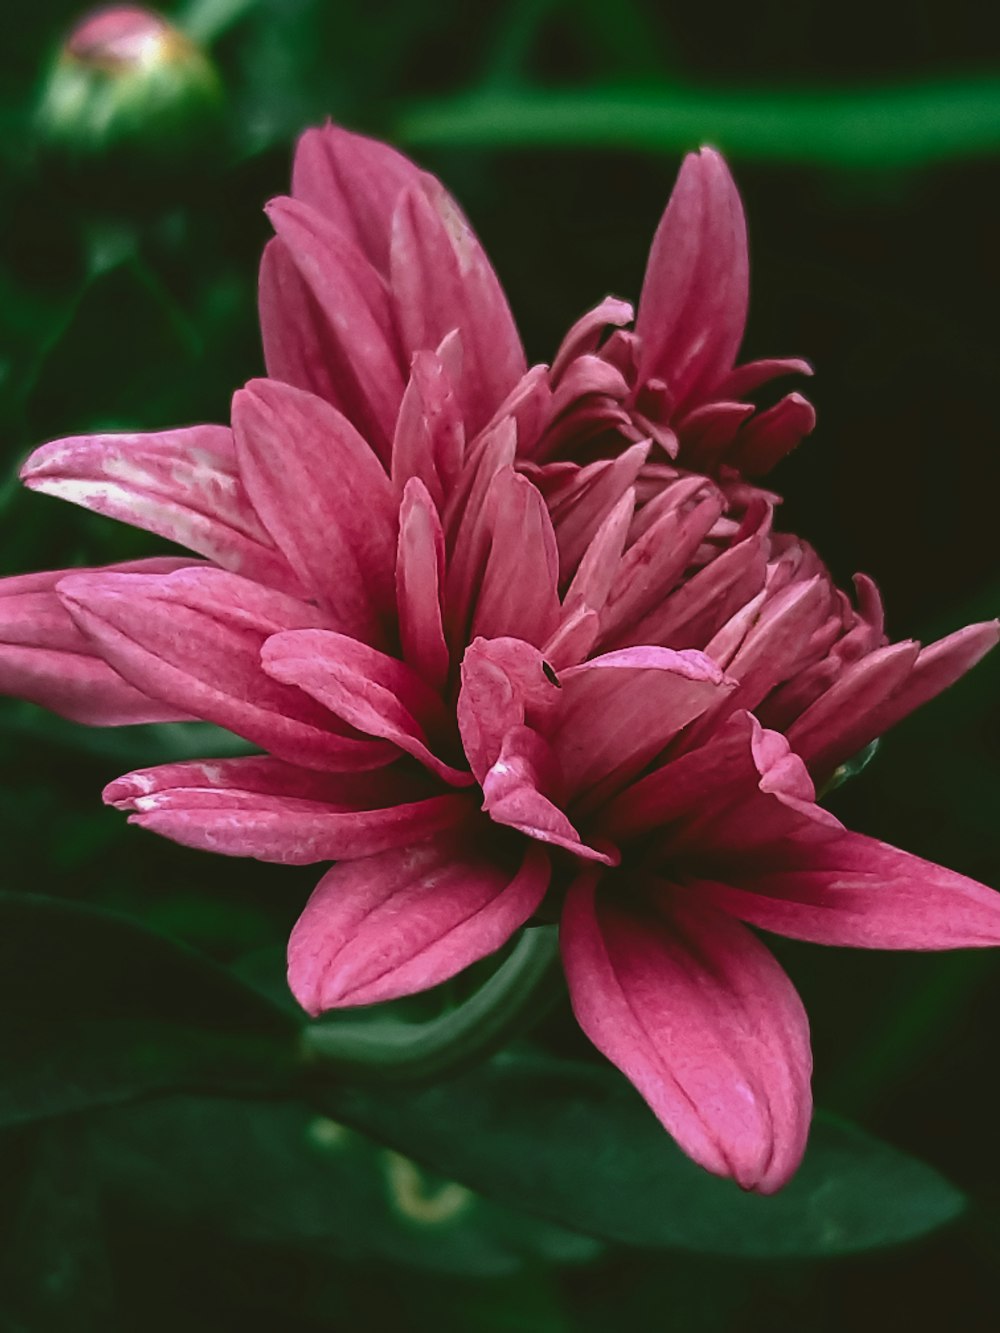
left=38, top=6, right=222, bottom=158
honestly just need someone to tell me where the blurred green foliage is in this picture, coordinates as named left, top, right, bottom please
left=1, top=1, right=999, bottom=1330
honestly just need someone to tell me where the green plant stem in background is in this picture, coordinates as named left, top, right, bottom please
left=300, top=926, right=561, bottom=1085
left=176, top=0, right=261, bottom=46
left=398, top=78, right=1000, bottom=166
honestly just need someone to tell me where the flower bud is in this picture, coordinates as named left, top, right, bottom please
left=37, top=6, right=222, bottom=159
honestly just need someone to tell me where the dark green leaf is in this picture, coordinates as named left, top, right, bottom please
left=316, top=1052, right=966, bottom=1257
left=92, top=1094, right=600, bottom=1276
left=0, top=893, right=297, bottom=1128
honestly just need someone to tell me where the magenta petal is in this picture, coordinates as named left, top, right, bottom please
left=717, top=356, right=814, bottom=399
left=390, top=179, right=526, bottom=435
left=698, top=833, right=1000, bottom=950
left=635, top=148, right=749, bottom=408
left=21, top=426, right=299, bottom=592
left=481, top=724, right=616, bottom=864
left=396, top=479, right=450, bottom=691
left=0, top=560, right=195, bottom=725
left=551, top=646, right=731, bottom=807
left=232, top=379, right=398, bottom=643
left=550, top=297, right=635, bottom=382
left=265, top=197, right=405, bottom=456
left=104, top=754, right=471, bottom=865
left=733, top=392, right=817, bottom=477
left=456, top=636, right=561, bottom=784
left=561, top=874, right=812, bottom=1192
left=290, top=124, right=424, bottom=275
left=391, top=346, right=465, bottom=511
left=288, top=831, right=550, bottom=1011
left=58, top=567, right=390, bottom=770
left=262, top=629, right=472, bottom=786
left=471, top=469, right=561, bottom=649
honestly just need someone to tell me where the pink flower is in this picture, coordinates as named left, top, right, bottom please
left=258, top=125, right=812, bottom=481
left=1, top=124, right=998, bottom=1193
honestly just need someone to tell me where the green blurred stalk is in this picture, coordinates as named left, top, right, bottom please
left=398, top=78, right=1000, bottom=166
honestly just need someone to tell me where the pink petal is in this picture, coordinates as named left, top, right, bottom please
left=396, top=479, right=450, bottom=692
left=552, top=646, right=731, bottom=809
left=259, top=238, right=363, bottom=415
left=785, top=640, right=921, bottom=777
left=0, top=559, right=194, bottom=726
left=21, top=426, right=298, bottom=592
left=391, top=346, right=465, bottom=511
left=481, top=724, right=616, bottom=865
left=104, top=754, right=471, bottom=865
left=623, top=499, right=770, bottom=649
left=696, top=834, right=1000, bottom=950
left=290, top=123, right=424, bottom=274
left=563, top=489, right=635, bottom=617
left=262, top=629, right=471, bottom=786
left=550, top=297, right=635, bottom=382
left=675, top=400, right=754, bottom=473
left=599, top=478, right=724, bottom=644
left=265, top=197, right=405, bottom=457
left=561, top=873, right=812, bottom=1192
left=288, top=830, right=550, bottom=1011
left=456, top=636, right=561, bottom=784
left=57, top=567, right=390, bottom=770
left=232, top=379, right=397, bottom=644
left=471, top=469, right=561, bottom=649
left=443, top=417, right=518, bottom=648
left=732, top=393, right=816, bottom=477
left=390, top=179, right=526, bottom=435
left=635, top=148, right=749, bottom=409
left=716, top=357, right=813, bottom=400
left=544, top=441, right=650, bottom=582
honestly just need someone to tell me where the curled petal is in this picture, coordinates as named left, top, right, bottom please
left=732, top=392, right=816, bottom=477
left=288, top=831, right=550, bottom=1011
left=561, top=873, right=812, bottom=1193
left=457, top=636, right=560, bottom=785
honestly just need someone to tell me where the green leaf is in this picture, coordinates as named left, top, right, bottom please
left=0, top=1121, right=112, bottom=1333
left=316, top=1052, right=966, bottom=1257
left=0, top=893, right=297, bottom=1129
left=92, top=1095, right=600, bottom=1276
left=397, top=78, right=1000, bottom=167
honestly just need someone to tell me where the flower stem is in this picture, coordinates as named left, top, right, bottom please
left=298, top=925, right=561, bottom=1085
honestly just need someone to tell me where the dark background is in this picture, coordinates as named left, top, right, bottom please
left=1, top=1, right=998, bottom=1328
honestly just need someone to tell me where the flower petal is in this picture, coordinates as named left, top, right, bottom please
left=732, top=392, right=817, bottom=477
left=391, top=345, right=465, bottom=511
left=470, top=469, right=561, bottom=649
left=266, top=197, right=405, bottom=457
left=391, top=179, right=526, bottom=435
left=561, top=873, right=812, bottom=1192
left=20, top=426, right=298, bottom=592
left=552, top=646, right=731, bottom=808
left=104, top=754, right=471, bottom=864
left=58, top=567, right=389, bottom=770
left=232, top=379, right=398, bottom=644
left=481, top=724, right=615, bottom=864
left=697, top=834, right=1000, bottom=950
left=262, top=629, right=471, bottom=786
left=288, top=830, right=550, bottom=1011
left=396, top=478, right=450, bottom=691
left=635, top=148, right=749, bottom=409
left=290, top=123, right=424, bottom=274
left=456, top=636, right=561, bottom=785
left=0, top=560, right=194, bottom=725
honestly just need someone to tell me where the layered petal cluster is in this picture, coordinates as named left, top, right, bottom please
left=1, top=122, right=997, bottom=1194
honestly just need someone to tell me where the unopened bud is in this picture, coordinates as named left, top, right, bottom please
left=38, top=6, right=222, bottom=158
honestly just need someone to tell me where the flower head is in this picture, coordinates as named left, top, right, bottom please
left=2, top=123, right=997, bottom=1193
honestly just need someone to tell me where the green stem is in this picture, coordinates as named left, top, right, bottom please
left=299, top=925, right=561, bottom=1085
